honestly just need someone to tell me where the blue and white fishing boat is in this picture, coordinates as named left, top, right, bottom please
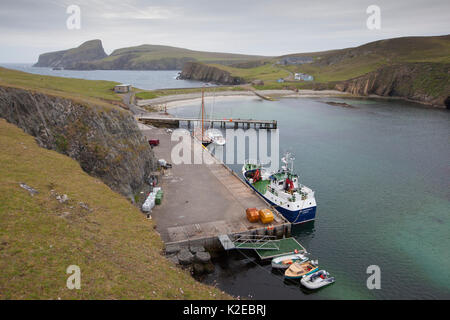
left=242, top=152, right=317, bottom=224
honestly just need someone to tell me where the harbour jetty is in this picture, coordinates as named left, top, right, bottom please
left=138, top=124, right=291, bottom=251
left=138, top=115, right=277, bottom=129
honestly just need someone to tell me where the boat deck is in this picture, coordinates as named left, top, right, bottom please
left=255, top=237, right=306, bottom=259
left=252, top=179, right=270, bottom=195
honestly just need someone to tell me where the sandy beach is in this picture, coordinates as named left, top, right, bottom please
left=136, top=89, right=352, bottom=109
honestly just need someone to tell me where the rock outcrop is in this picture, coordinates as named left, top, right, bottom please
left=179, top=62, right=245, bottom=85
left=34, top=40, right=107, bottom=68
left=335, top=63, right=450, bottom=108
left=0, top=86, right=156, bottom=198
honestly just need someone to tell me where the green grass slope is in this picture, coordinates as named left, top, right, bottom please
left=0, top=67, right=122, bottom=107
left=65, top=42, right=269, bottom=70
left=108, top=44, right=267, bottom=63
left=0, top=119, right=229, bottom=299
left=291, top=35, right=450, bottom=82
left=200, top=35, right=450, bottom=84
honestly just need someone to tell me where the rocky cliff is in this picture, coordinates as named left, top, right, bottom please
left=179, top=62, right=245, bottom=84
left=335, top=63, right=450, bottom=108
left=0, top=85, right=156, bottom=198
left=34, top=40, right=107, bottom=68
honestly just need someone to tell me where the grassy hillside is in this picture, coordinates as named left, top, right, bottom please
left=50, top=41, right=270, bottom=70
left=107, top=44, right=267, bottom=64
left=135, top=85, right=247, bottom=100
left=291, top=35, right=450, bottom=82
left=0, top=118, right=229, bottom=299
left=0, top=67, right=121, bottom=107
left=200, top=35, right=450, bottom=84
left=206, top=63, right=290, bottom=81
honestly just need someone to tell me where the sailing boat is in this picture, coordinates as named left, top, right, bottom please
left=193, top=87, right=212, bottom=146
left=206, top=88, right=226, bottom=146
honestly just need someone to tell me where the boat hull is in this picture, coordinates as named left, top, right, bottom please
left=300, top=270, right=335, bottom=289
left=243, top=178, right=316, bottom=224
left=271, top=254, right=308, bottom=269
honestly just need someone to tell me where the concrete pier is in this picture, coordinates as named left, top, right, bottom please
left=139, top=124, right=290, bottom=250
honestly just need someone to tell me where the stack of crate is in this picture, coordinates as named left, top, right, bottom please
left=246, top=208, right=259, bottom=222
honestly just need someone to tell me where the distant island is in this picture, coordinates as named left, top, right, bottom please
left=34, top=35, right=450, bottom=107
left=34, top=40, right=265, bottom=70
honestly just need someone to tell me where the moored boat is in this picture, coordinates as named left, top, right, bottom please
left=300, top=270, right=335, bottom=290
left=242, top=152, right=317, bottom=224
left=284, top=260, right=318, bottom=279
left=271, top=253, right=309, bottom=269
left=207, top=129, right=226, bottom=146
left=192, top=87, right=212, bottom=146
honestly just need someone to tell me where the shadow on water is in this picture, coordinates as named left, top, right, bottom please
left=292, top=220, right=315, bottom=236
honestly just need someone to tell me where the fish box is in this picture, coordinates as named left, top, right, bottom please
left=258, top=208, right=274, bottom=224
left=246, top=208, right=259, bottom=223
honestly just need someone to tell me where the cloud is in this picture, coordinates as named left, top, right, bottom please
left=0, top=0, right=449, bottom=62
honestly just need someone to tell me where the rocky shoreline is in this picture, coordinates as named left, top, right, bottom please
left=165, top=243, right=215, bottom=276
left=335, top=62, right=450, bottom=108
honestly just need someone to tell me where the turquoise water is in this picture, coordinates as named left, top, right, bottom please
left=173, top=96, right=450, bottom=299
left=0, top=63, right=208, bottom=90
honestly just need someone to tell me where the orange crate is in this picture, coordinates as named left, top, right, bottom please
left=258, top=208, right=274, bottom=224
left=246, top=208, right=259, bottom=223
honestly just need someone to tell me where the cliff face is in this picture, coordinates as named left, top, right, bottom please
left=34, top=40, right=107, bottom=68
left=335, top=63, right=450, bottom=108
left=179, top=62, right=245, bottom=85
left=0, top=86, right=156, bottom=198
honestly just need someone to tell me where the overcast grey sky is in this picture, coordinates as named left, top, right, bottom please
left=0, top=0, right=449, bottom=62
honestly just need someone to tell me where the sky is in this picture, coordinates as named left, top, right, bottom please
left=0, top=0, right=449, bottom=62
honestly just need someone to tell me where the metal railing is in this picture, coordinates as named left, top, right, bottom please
left=233, top=234, right=280, bottom=250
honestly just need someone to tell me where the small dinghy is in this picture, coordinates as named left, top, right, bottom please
left=284, top=260, right=318, bottom=279
left=272, top=253, right=308, bottom=269
left=300, top=270, right=335, bottom=290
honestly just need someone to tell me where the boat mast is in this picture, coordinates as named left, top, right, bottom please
left=201, top=87, right=204, bottom=141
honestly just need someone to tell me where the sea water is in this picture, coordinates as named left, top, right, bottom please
left=0, top=63, right=209, bottom=90
left=172, top=96, right=450, bottom=299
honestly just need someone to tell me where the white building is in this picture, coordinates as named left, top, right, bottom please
left=114, top=84, right=132, bottom=93
left=294, top=73, right=314, bottom=81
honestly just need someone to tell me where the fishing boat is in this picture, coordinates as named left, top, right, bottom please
left=284, top=260, right=318, bottom=279
left=300, top=270, right=335, bottom=290
left=271, top=253, right=308, bottom=269
left=207, top=129, right=226, bottom=146
left=242, top=152, right=317, bottom=224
